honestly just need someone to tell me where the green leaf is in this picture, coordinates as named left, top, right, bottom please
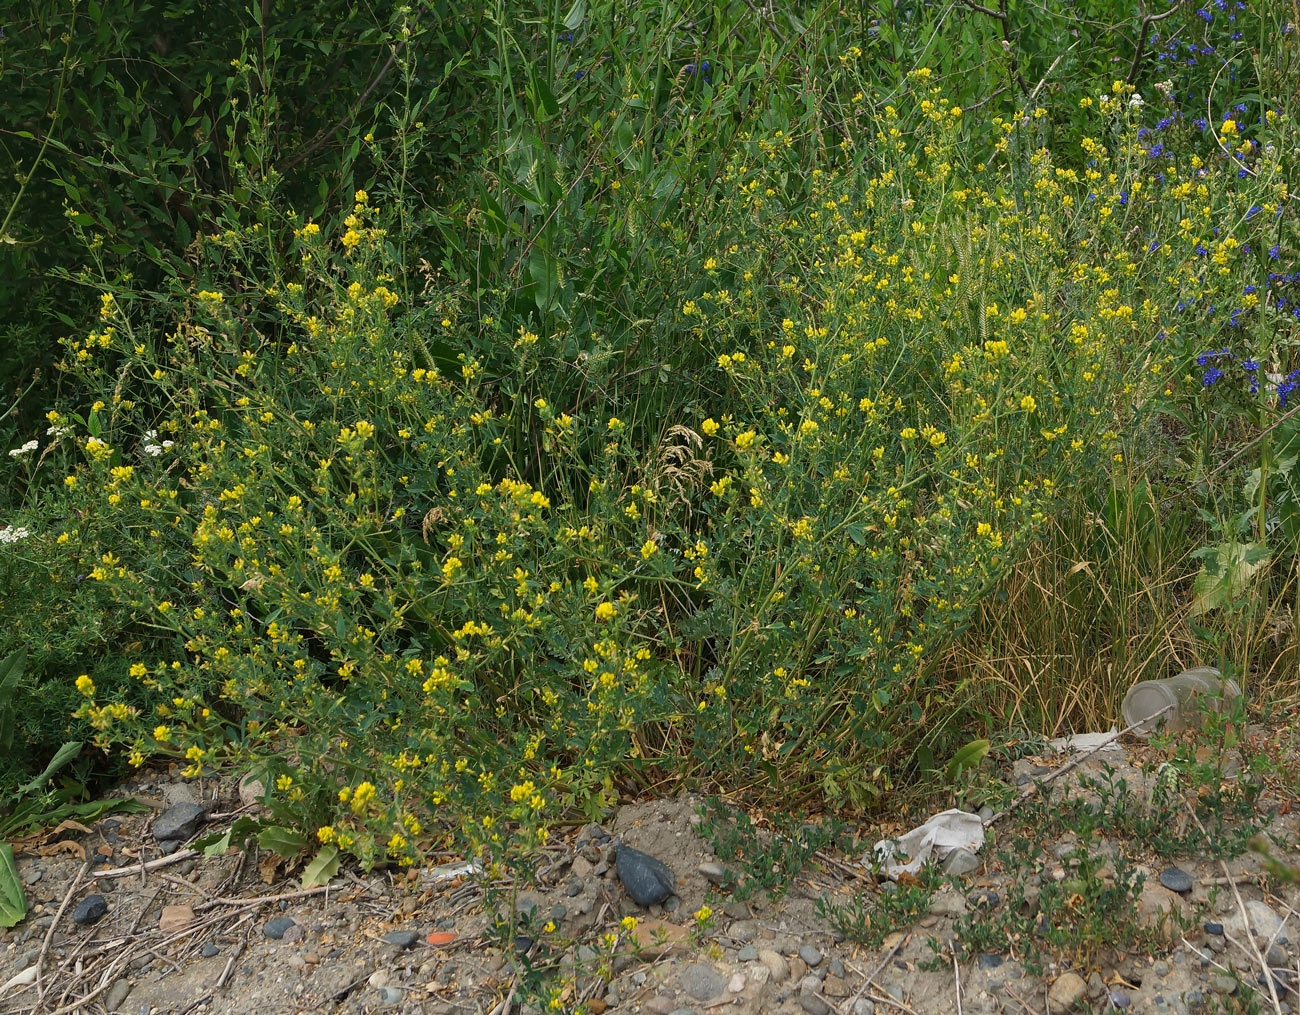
left=0, top=647, right=26, bottom=756
left=194, top=816, right=261, bottom=857
left=533, top=76, right=560, bottom=121
left=0, top=844, right=27, bottom=928
left=1190, top=541, right=1270, bottom=615
left=17, top=741, right=82, bottom=795
left=944, top=739, right=990, bottom=783
left=301, top=845, right=340, bottom=889
left=561, top=0, right=585, bottom=30
left=258, top=825, right=308, bottom=858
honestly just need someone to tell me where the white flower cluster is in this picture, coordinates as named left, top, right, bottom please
left=143, top=430, right=175, bottom=457
left=0, top=525, right=31, bottom=544
left=46, top=424, right=72, bottom=438
left=8, top=440, right=37, bottom=458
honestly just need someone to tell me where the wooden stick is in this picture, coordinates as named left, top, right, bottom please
left=984, top=704, right=1173, bottom=827
left=91, top=848, right=197, bottom=879
left=34, top=859, right=88, bottom=1008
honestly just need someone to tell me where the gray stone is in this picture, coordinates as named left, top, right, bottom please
left=1226, top=900, right=1283, bottom=940
left=264, top=917, right=296, bottom=940
left=1108, top=990, right=1130, bottom=1009
left=1268, top=944, right=1289, bottom=966
left=977, top=953, right=1003, bottom=970
left=1047, top=972, right=1086, bottom=1010
left=104, top=979, right=132, bottom=1012
left=21, top=866, right=42, bottom=886
left=800, top=990, right=832, bottom=1015
left=1211, top=974, right=1238, bottom=995
left=201, top=943, right=220, bottom=958
left=738, top=945, right=758, bottom=962
left=680, top=963, right=726, bottom=1001
left=729, top=920, right=758, bottom=943
left=758, top=949, right=789, bottom=983
left=616, top=844, right=676, bottom=907
left=381, top=930, right=420, bottom=949
left=828, top=958, right=844, bottom=977
left=942, top=848, right=980, bottom=876
left=799, top=944, right=823, bottom=967
left=1159, top=866, right=1194, bottom=894
left=698, top=862, right=728, bottom=885
left=73, top=894, right=108, bottom=926
left=928, top=889, right=966, bottom=918
left=377, top=986, right=403, bottom=1005
left=152, top=802, right=205, bottom=842
left=566, top=877, right=584, bottom=897
left=851, top=1002, right=875, bottom=1015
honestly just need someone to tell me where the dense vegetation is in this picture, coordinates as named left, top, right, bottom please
left=1, top=0, right=1296, bottom=870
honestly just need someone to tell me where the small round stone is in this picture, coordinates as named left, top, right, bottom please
left=72, top=894, right=108, bottom=926
left=738, top=945, right=759, bottom=962
left=1108, top=989, right=1131, bottom=1009
left=1159, top=866, right=1194, bottom=894
left=201, top=943, right=220, bottom=958
left=799, top=944, right=823, bottom=967
left=1204, top=921, right=1224, bottom=936
left=264, top=916, right=296, bottom=940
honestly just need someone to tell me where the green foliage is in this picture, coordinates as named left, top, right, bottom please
left=0, top=0, right=1295, bottom=875
left=696, top=800, right=847, bottom=900
left=817, top=868, right=942, bottom=949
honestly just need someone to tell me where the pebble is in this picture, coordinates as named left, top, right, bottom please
left=1109, top=989, right=1131, bottom=1009
left=679, top=962, right=726, bottom=1001
left=728, top=972, right=746, bottom=993
left=977, top=953, right=1003, bottom=970
left=758, top=949, right=790, bottom=983
left=1211, top=974, right=1238, bottom=995
left=828, top=958, right=844, bottom=977
left=969, top=890, right=1000, bottom=910
left=1204, top=921, right=1224, bottom=935
left=616, top=844, right=676, bottom=907
left=201, top=943, right=220, bottom=958
left=800, top=990, right=832, bottom=1015
left=738, top=945, right=759, bottom=962
left=264, top=917, right=296, bottom=940
left=566, top=877, right=585, bottom=897
left=377, top=986, right=403, bottom=1006
left=21, top=866, right=43, bottom=886
left=1268, top=944, right=1289, bottom=966
left=698, top=863, right=728, bottom=885
left=104, top=979, right=132, bottom=1012
left=369, top=968, right=391, bottom=989
left=381, top=930, right=421, bottom=949
left=1047, top=971, right=1087, bottom=1009
left=1159, top=866, right=1194, bottom=894
left=152, top=802, right=205, bottom=842
left=158, top=905, right=195, bottom=933
left=799, top=944, right=823, bottom=967
left=851, top=1002, right=875, bottom=1015
left=73, top=894, right=108, bottom=926
left=942, top=848, right=980, bottom=877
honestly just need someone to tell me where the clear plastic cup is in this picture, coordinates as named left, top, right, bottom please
left=1122, top=666, right=1242, bottom=734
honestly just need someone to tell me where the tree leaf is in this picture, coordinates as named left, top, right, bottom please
left=0, top=844, right=27, bottom=928
left=301, top=845, right=340, bottom=889
left=17, top=741, right=83, bottom=796
left=562, top=0, right=585, bottom=30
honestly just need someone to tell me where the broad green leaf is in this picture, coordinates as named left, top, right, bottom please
left=258, top=825, right=308, bottom=858
left=562, top=0, right=585, bottom=30
left=533, top=76, right=559, bottom=121
left=17, top=741, right=82, bottom=796
left=194, top=816, right=261, bottom=857
left=945, top=739, right=990, bottom=783
left=0, top=844, right=26, bottom=928
left=0, top=647, right=26, bottom=755
left=301, top=845, right=340, bottom=889
left=1190, top=542, right=1270, bottom=615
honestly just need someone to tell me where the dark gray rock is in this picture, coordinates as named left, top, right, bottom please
left=152, top=802, right=205, bottom=842
left=73, top=894, right=108, bottom=926
left=799, top=945, right=823, bottom=967
left=201, top=943, right=220, bottom=958
left=264, top=917, right=296, bottom=940
left=738, top=945, right=759, bottom=962
left=1109, top=989, right=1130, bottom=1009
left=381, top=930, right=420, bottom=949
left=1204, top=921, right=1224, bottom=935
left=616, top=843, right=676, bottom=907
left=977, top=953, right=1003, bottom=970
left=1159, top=866, right=1194, bottom=894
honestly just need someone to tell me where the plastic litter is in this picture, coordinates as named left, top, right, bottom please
left=872, top=808, right=984, bottom=880
left=421, top=860, right=482, bottom=883
left=1049, top=729, right=1122, bottom=753
left=1122, top=666, right=1241, bottom=735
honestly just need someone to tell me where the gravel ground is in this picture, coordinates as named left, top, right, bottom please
left=3, top=729, right=1300, bottom=1015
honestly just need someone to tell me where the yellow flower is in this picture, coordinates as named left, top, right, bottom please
left=75, top=674, right=95, bottom=696
left=153, top=725, right=171, bottom=743
left=1221, top=119, right=1238, bottom=136
left=640, top=539, right=658, bottom=559
left=701, top=418, right=719, bottom=436
left=1020, top=394, right=1037, bottom=413
left=595, top=602, right=616, bottom=621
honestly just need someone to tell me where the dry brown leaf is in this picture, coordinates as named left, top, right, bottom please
left=35, top=840, right=87, bottom=860
left=259, top=853, right=284, bottom=883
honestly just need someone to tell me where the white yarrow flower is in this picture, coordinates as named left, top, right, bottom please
left=0, top=525, right=31, bottom=544
left=8, top=440, right=38, bottom=458
left=143, top=430, right=175, bottom=457
left=1129, top=93, right=1144, bottom=109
